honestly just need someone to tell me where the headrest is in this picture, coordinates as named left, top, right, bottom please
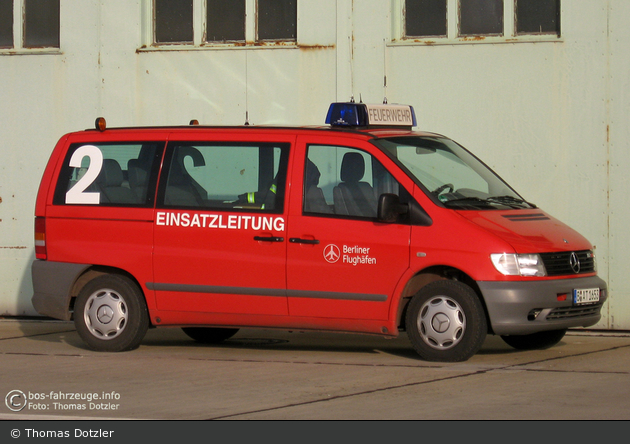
left=340, top=152, right=365, bottom=183
left=305, top=159, right=321, bottom=187
left=96, top=159, right=124, bottom=187
left=128, top=159, right=148, bottom=188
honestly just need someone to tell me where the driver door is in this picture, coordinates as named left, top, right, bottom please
left=286, top=137, right=412, bottom=321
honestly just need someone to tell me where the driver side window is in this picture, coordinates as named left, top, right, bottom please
left=304, top=145, right=402, bottom=219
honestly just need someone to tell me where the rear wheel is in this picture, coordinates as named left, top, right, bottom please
left=74, top=274, right=149, bottom=352
left=182, top=327, right=240, bottom=344
left=406, top=280, right=487, bottom=362
left=501, top=329, right=567, bottom=350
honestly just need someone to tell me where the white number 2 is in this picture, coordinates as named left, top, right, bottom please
left=65, top=145, right=103, bottom=204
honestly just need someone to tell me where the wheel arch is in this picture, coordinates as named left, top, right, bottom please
left=69, top=265, right=146, bottom=321
left=396, top=266, right=492, bottom=334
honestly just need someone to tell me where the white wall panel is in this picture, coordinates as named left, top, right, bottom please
left=607, top=0, right=630, bottom=329
left=0, top=0, right=626, bottom=329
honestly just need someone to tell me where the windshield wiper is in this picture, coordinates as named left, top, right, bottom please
left=442, top=195, right=536, bottom=209
left=441, top=197, right=495, bottom=208
left=487, top=195, right=537, bottom=209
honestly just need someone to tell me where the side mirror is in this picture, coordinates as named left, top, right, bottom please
left=377, top=193, right=408, bottom=223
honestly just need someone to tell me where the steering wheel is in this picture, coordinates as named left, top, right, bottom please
left=433, top=183, right=454, bottom=195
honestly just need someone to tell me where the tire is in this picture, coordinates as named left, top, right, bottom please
left=74, top=274, right=149, bottom=352
left=182, top=327, right=240, bottom=344
left=501, top=329, right=567, bottom=351
left=406, top=280, right=487, bottom=362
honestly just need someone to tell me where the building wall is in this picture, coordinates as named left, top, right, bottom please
left=0, top=0, right=627, bottom=329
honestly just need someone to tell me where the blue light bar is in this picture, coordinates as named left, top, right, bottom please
left=325, top=102, right=417, bottom=128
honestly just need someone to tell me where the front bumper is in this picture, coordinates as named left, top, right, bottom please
left=478, top=275, right=608, bottom=336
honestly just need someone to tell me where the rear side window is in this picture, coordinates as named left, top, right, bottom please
left=157, top=142, right=290, bottom=213
left=53, top=143, right=163, bottom=206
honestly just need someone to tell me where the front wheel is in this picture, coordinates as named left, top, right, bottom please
left=406, top=280, right=487, bottom=362
left=501, top=329, right=567, bottom=350
left=74, top=274, right=149, bottom=352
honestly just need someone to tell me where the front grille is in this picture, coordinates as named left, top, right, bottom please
left=546, top=303, right=603, bottom=320
left=540, top=250, right=595, bottom=276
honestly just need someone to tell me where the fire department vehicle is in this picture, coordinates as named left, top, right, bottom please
left=31, top=102, right=607, bottom=362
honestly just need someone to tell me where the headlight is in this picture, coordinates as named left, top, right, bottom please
left=590, top=250, right=597, bottom=273
left=491, top=253, right=547, bottom=277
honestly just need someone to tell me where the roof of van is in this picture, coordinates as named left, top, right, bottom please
left=77, top=124, right=441, bottom=140
left=78, top=103, right=442, bottom=139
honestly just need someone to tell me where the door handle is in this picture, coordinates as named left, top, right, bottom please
left=289, top=238, right=320, bottom=245
left=254, top=236, right=284, bottom=242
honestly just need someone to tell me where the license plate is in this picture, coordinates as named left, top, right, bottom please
left=573, top=288, right=600, bottom=305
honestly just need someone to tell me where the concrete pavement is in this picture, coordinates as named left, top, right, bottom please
left=1, top=318, right=629, bottom=420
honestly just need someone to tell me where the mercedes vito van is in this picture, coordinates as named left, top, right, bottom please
left=31, top=102, right=607, bottom=361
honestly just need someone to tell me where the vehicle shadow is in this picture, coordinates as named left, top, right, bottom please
left=13, top=319, right=544, bottom=361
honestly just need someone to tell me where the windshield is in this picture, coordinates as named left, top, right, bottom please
left=374, top=136, right=535, bottom=210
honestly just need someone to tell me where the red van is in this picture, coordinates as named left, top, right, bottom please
left=31, top=103, right=607, bottom=362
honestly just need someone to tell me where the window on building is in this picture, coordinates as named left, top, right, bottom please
left=402, top=0, right=560, bottom=40
left=258, top=0, right=297, bottom=41
left=206, top=0, right=245, bottom=42
left=24, top=0, right=60, bottom=47
left=152, top=0, right=297, bottom=46
left=155, top=0, right=193, bottom=44
left=405, top=0, right=447, bottom=38
left=516, top=0, right=560, bottom=35
left=0, top=0, right=13, bottom=48
left=0, top=0, right=60, bottom=50
left=460, top=0, right=503, bottom=36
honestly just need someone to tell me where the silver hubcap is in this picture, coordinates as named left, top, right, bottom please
left=84, top=289, right=127, bottom=340
left=417, top=296, right=466, bottom=350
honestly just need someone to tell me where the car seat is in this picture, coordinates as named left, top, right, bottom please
left=333, top=152, right=377, bottom=217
